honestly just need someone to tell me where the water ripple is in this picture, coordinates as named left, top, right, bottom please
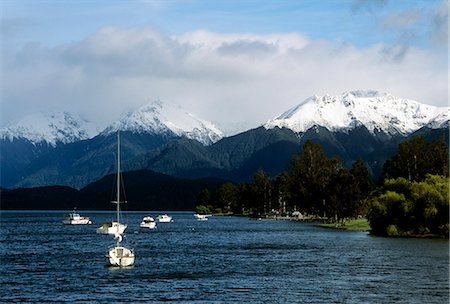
left=1, top=211, right=448, bottom=303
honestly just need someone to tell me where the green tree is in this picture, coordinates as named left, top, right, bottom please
left=213, top=182, right=238, bottom=214
left=411, top=175, right=449, bottom=234
left=349, top=159, right=374, bottom=215
left=252, top=169, right=272, bottom=216
left=286, top=140, right=341, bottom=215
left=367, top=175, right=449, bottom=236
left=274, top=172, right=290, bottom=215
left=383, top=137, right=449, bottom=181
left=328, top=169, right=360, bottom=221
left=195, top=205, right=211, bottom=215
left=235, top=183, right=253, bottom=215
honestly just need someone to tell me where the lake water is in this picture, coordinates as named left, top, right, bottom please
left=1, top=211, right=448, bottom=303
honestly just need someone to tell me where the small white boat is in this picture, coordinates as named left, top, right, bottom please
left=62, top=211, right=92, bottom=225
left=96, top=221, right=127, bottom=235
left=140, top=216, right=157, bottom=229
left=157, top=214, right=173, bottom=222
left=194, top=214, right=208, bottom=221
left=106, top=234, right=135, bottom=267
left=105, top=130, right=134, bottom=267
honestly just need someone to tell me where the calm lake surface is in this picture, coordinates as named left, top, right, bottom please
left=1, top=211, right=448, bottom=303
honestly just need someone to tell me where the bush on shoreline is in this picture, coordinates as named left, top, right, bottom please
left=367, top=175, right=449, bottom=237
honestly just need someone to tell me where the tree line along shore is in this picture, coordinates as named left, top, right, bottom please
left=195, top=136, right=449, bottom=238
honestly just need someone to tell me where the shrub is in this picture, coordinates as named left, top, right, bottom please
left=386, top=224, right=399, bottom=236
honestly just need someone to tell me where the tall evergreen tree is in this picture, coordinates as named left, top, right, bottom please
left=286, top=140, right=341, bottom=215
left=252, top=169, right=272, bottom=215
left=383, top=137, right=449, bottom=181
left=349, top=159, right=374, bottom=215
left=213, top=182, right=238, bottom=214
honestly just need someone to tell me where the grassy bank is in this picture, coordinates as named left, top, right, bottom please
left=318, top=218, right=370, bottom=231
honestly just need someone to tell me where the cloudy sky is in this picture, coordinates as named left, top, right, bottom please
left=1, top=0, right=448, bottom=133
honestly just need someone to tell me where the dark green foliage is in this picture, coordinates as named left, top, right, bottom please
left=212, top=183, right=238, bottom=214
left=328, top=170, right=360, bottom=221
left=368, top=136, right=449, bottom=237
left=196, top=141, right=374, bottom=220
left=195, top=204, right=211, bottom=215
left=349, top=159, right=375, bottom=214
left=367, top=175, right=449, bottom=237
left=196, top=189, right=211, bottom=207
left=284, top=140, right=341, bottom=215
left=383, top=136, right=449, bottom=182
left=251, top=170, right=273, bottom=215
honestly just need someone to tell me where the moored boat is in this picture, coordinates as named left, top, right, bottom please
left=140, top=216, right=157, bottom=229
left=106, top=234, right=134, bottom=267
left=157, top=214, right=173, bottom=222
left=105, top=130, right=135, bottom=267
left=96, top=221, right=127, bottom=234
left=194, top=213, right=209, bottom=221
left=62, top=211, right=92, bottom=225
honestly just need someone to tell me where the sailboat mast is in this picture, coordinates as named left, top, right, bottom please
left=117, top=130, right=120, bottom=225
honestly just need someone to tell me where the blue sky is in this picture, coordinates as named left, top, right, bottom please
left=1, top=0, right=448, bottom=131
left=3, top=0, right=442, bottom=48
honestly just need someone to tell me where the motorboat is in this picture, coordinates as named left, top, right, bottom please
left=105, top=130, right=134, bottom=267
left=194, top=214, right=208, bottom=221
left=140, top=216, right=157, bottom=229
left=157, top=214, right=173, bottom=222
left=62, top=211, right=92, bottom=225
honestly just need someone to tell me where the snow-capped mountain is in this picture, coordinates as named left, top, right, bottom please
left=425, top=111, right=450, bottom=129
left=0, top=111, right=99, bottom=146
left=103, top=100, right=223, bottom=145
left=264, top=90, right=449, bottom=136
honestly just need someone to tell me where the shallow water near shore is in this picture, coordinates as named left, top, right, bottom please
left=1, top=211, right=448, bottom=303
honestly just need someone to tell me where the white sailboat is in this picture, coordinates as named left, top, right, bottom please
left=96, top=134, right=127, bottom=235
left=105, top=130, right=135, bottom=267
left=96, top=221, right=127, bottom=235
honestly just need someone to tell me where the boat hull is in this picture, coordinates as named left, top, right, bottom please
left=63, top=219, right=92, bottom=225
left=140, top=222, right=156, bottom=229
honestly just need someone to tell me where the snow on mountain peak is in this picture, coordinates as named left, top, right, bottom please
left=343, top=90, right=386, bottom=98
left=0, top=111, right=99, bottom=146
left=103, top=100, right=223, bottom=145
left=264, top=91, right=449, bottom=135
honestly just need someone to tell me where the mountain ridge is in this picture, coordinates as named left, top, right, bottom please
left=264, top=91, right=448, bottom=136
left=0, top=111, right=98, bottom=146
left=1, top=91, right=448, bottom=189
left=102, top=100, right=223, bottom=145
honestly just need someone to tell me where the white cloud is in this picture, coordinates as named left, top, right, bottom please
left=1, top=26, right=447, bottom=134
